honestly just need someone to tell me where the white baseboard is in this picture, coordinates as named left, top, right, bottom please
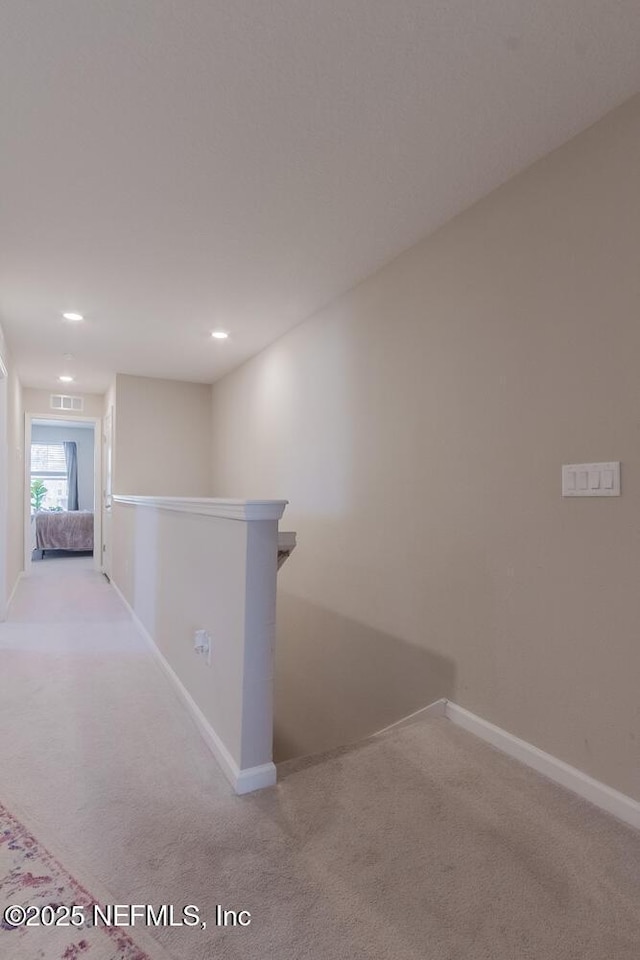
left=3, top=571, right=23, bottom=620
left=373, top=698, right=447, bottom=737
left=110, top=580, right=276, bottom=796
left=444, top=701, right=640, bottom=831
left=234, top=763, right=279, bottom=795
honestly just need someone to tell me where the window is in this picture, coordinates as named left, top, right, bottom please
left=31, top=443, right=68, bottom=512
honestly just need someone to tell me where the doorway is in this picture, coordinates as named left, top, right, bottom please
left=24, top=414, right=102, bottom=574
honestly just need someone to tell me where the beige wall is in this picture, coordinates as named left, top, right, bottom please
left=7, top=369, right=24, bottom=594
left=0, top=329, right=7, bottom=610
left=0, top=326, right=24, bottom=605
left=23, top=388, right=104, bottom=419
left=5, top=353, right=24, bottom=602
left=211, top=95, right=640, bottom=798
left=114, top=375, right=212, bottom=496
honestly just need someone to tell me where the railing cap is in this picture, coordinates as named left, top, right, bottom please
left=112, top=495, right=288, bottom=521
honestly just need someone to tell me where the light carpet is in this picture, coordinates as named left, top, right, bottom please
left=0, top=800, right=164, bottom=959
left=1, top=557, right=640, bottom=959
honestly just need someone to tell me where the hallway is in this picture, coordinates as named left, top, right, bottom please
left=2, top=560, right=640, bottom=960
left=0, top=558, right=233, bottom=958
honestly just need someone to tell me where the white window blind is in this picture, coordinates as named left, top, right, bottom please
left=31, top=443, right=67, bottom=475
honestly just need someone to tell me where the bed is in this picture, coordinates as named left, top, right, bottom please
left=34, top=511, right=94, bottom=555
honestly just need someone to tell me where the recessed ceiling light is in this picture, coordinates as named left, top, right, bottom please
left=211, top=330, right=229, bottom=340
left=62, top=312, right=84, bottom=322
left=58, top=375, right=74, bottom=383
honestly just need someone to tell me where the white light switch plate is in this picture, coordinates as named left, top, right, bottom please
left=562, top=462, right=620, bottom=497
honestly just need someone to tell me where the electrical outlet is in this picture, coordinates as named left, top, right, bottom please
left=193, top=629, right=212, bottom=666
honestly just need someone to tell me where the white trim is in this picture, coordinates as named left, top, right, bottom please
left=4, top=571, right=23, bottom=618
left=278, top=531, right=297, bottom=551
left=112, top=494, right=288, bottom=522
left=234, top=763, right=279, bottom=794
left=277, top=530, right=297, bottom=569
left=101, top=405, right=113, bottom=578
left=445, top=701, right=640, bottom=831
left=110, top=580, right=276, bottom=795
left=373, top=698, right=447, bottom=737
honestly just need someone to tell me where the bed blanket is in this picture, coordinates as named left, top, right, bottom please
left=35, top=511, right=94, bottom=551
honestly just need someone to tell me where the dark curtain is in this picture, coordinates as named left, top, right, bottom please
left=64, top=441, right=79, bottom=510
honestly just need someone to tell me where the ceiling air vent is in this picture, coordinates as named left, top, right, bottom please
left=50, top=394, right=84, bottom=412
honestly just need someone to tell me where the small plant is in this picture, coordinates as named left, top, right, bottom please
left=31, top=478, right=48, bottom=512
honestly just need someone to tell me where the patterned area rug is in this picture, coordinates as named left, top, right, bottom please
left=0, top=801, right=156, bottom=959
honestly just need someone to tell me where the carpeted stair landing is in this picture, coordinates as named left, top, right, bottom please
left=268, top=716, right=640, bottom=960
left=4, top=711, right=640, bottom=960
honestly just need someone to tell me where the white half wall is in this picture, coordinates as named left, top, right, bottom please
left=111, top=496, right=287, bottom=792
